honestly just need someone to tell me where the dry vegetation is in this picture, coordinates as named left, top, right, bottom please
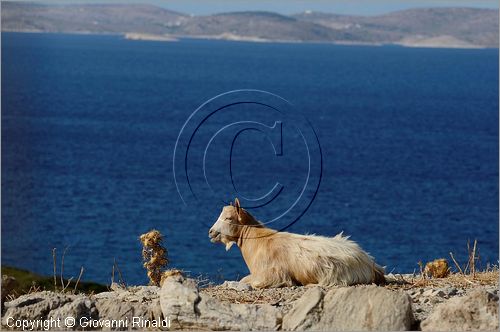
left=385, top=270, right=498, bottom=290
left=202, top=284, right=309, bottom=309
left=51, top=247, right=85, bottom=293
left=3, top=237, right=496, bottom=309
left=139, top=230, right=169, bottom=286
left=202, top=240, right=498, bottom=308
left=201, top=269, right=498, bottom=310
left=139, top=229, right=184, bottom=286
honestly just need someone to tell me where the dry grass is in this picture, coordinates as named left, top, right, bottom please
left=202, top=241, right=497, bottom=306
left=449, top=239, right=481, bottom=276
left=51, top=247, right=85, bottom=294
left=386, top=240, right=499, bottom=290
left=202, top=240, right=498, bottom=307
left=386, top=270, right=499, bottom=291
left=201, top=285, right=308, bottom=307
left=202, top=269, right=498, bottom=309
left=111, top=258, right=127, bottom=287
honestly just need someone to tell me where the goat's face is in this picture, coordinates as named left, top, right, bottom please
left=209, top=199, right=243, bottom=251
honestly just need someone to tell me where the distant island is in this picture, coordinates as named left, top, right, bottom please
left=124, top=33, right=177, bottom=42
left=1, top=2, right=498, bottom=48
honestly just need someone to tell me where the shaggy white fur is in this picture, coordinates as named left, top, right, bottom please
left=209, top=199, right=385, bottom=288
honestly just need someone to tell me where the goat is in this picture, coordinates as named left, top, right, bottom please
left=208, top=198, right=385, bottom=288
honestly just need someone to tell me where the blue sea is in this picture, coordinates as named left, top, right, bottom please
left=2, top=32, right=498, bottom=285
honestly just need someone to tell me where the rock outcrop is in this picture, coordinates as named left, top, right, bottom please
left=2, top=286, right=163, bottom=331
left=421, top=290, right=499, bottom=331
left=282, top=287, right=324, bottom=331
left=282, top=285, right=414, bottom=331
left=1, top=275, right=498, bottom=331
left=160, top=275, right=281, bottom=330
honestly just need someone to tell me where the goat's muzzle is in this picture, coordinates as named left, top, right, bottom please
left=208, top=228, right=221, bottom=243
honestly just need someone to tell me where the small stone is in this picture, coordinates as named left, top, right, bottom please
left=448, top=287, right=458, bottom=296
left=221, top=281, right=253, bottom=291
left=422, top=289, right=434, bottom=297
left=409, top=291, right=419, bottom=298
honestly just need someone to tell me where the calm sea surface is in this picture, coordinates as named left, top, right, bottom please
left=2, top=32, right=498, bottom=284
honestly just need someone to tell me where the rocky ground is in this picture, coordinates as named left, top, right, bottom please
left=1, top=271, right=498, bottom=331
left=202, top=271, right=498, bottom=330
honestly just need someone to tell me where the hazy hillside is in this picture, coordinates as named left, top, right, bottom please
left=1, top=2, right=187, bottom=34
left=294, top=7, right=499, bottom=47
left=169, top=11, right=354, bottom=42
left=2, top=2, right=498, bottom=47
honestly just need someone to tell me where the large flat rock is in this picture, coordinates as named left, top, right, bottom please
left=160, top=275, right=282, bottom=330
left=283, top=285, right=414, bottom=331
left=421, top=289, right=499, bottom=331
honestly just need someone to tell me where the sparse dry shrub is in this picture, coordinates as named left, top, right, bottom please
left=140, top=230, right=169, bottom=286
left=424, top=258, right=450, bottom=278
left=402, top=240, right=497, bottom=289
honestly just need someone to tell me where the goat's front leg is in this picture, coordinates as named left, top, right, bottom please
left=239, top=275, right=253, bottom=284
left=248, top=268, right=296, bottom=288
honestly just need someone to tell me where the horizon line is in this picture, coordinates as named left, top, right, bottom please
left=5, top=0, right=499, bottom=17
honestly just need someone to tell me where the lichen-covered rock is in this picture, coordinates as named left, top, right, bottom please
left=49, top=297, right=98, bottom=331
left=3, top=277, right=497, bottom=331
left=2, top=291, right=74, bottom=323
left=160, top=275, right=281, bottom=330
left=312, top=285, right=414, bottom=331
left=93, top=286, right=163, bottom=330
left=2, top=286, right=163, bottom=331
left=421, top=290, right=499, bottom=331
left=282, top=286, right=324, bottom=330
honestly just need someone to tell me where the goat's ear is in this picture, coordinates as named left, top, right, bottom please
left=234, top=198, right=241, bottom=215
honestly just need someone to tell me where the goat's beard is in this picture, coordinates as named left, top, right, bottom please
left=220, top=235, right=236, bottom=251
left=225, top=241, right=235, bottom=251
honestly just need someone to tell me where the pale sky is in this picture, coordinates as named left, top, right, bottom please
left=11, top=0, right=499, bottom=15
